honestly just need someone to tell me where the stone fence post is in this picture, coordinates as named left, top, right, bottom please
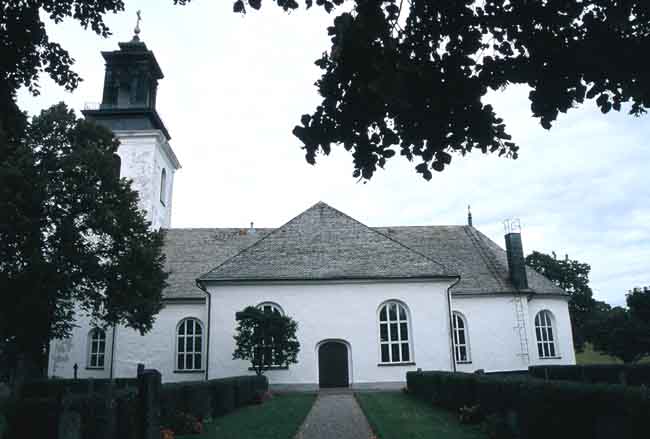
left=138, top=369, right=161, bottom=439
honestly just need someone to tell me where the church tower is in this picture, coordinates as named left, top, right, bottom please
left=83, top=18, right=181, bottom=229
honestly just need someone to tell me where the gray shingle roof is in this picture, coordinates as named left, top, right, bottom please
left=161, top=227, right=272, bottom=299
left=198, top=202, right=455, bottom=283
left=375, top=226, right=564, bottom=295
left=161, top=203, right=565, bottom=300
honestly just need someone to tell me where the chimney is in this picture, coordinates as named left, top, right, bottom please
left=504, top=219, right=528, bottom=290
left=467, top=205, right=473, bottom=227
left=249, top=221, right=256, bottom=235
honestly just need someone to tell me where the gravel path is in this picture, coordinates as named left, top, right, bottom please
left=296, top=393, right=374, bottom=439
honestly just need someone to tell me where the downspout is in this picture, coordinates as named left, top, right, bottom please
left=447, top=276, right=461, bottom=372
left=109, top=324, right=117, bottom=379
left=196, top=279, right=211, bottom=381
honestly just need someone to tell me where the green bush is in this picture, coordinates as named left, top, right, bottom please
left=4, top=397, right=60, bottom=439
left=3, top=388, right=137, bottom=439
left=160, top=375, right=267, bottom=427
left=211, top=379, right=235, bottom=416
left=407, top=370, right=650, bottom=439
left=529, top=364, right=650, bottom=385
left=114, top=390, right=138, bottom=439
left=21, top=378, right=137, bottom=398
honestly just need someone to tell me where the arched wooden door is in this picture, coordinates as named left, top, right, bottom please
left=318, top=341, right=349, bottom=388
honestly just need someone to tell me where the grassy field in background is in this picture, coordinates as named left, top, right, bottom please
left=576, top=343, right=623, bottom=365
left=178, top=393, right=316, bottom=439
left=356, top=392, right=485, bottom=439
left=576, top=343, right=650, bottom=364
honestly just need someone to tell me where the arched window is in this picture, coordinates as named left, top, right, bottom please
left=257, top=302, right=284, bottom=316
left=378, top=301, right=412, bottom=364
left=160, top=168, right=167, bottom=205
left=256, top=302, right=284, bottom=367
left=452, top=312, right=471, bottom=363
left=88, top=328, right=106, bottom=369
left=535, top=310, right=558, bottom=358
left=176, top=318, right=203, bottom=371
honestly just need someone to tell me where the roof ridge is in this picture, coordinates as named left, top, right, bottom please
left=198, top=202, right=323, bottom=279
left=463, top=226, right=507, bottom=290
left=321, top=203, right=455, bottom=275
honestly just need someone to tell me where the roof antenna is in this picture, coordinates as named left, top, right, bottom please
left=467, top=205, right=473, bottom=227
left=132, top=10, right=142, bottom=41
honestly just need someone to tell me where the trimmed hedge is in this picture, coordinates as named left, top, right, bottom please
left=160, top=375, right=268, bottom=427
left=21, top=378, right=137, bottom=398
left=407, top=371, right=650, bottom=439
left=2, top=388, right=137, bottom=439
left=529, top=364, right=650, bottom=386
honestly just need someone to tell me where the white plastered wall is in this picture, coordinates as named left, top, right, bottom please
left=527, top=296, right=576, bottom=366
left=451, top=294, right=575, bottom=373
left=48, top=301, right=207, bottom=383
left=114, top=129, right=176, bottom=230
left=48, top=310, right=114, bottom=379
left=206, top=280, right=455, bottom=386
left=112, top=301, right=207, bottom=382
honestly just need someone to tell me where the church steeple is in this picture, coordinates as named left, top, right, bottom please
left=83, top=17, right=181, bottom=230
left=83, top=12, right=170, bottom=139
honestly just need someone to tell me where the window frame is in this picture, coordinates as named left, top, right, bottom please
left=175, top=317, right=204, bottom=372
left=534, top=310, right=560, bottom=359
left=377, top=300, right=414, bottom=365
left=255, top=302, right=285, bottom=368
left=160, top=168, right=167, bottom=206
left=257, top=302, right=284, bottom=316
left=452, top=311, right=471, bottom=364
left=87, top=328, right=107, bottom=370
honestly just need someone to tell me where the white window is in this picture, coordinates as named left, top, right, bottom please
left=160, top=168, right=167, bottom=205
left=88, top=328, right=106, bottom=369
left=176, top=318, right=203, bottom=371
left=535, top=310, right=558, bottom=358
left=452, top=312, right=471, bottom=363
left=257, top=302, right=284, bottom=316
left=378, top=301, right=412, bottom=363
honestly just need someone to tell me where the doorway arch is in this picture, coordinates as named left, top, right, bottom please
left=317, top=340, right=350, bottom=388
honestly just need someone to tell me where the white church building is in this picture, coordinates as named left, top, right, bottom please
left=48, top=34, right=575, bottom=388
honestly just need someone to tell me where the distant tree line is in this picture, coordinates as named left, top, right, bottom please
left=527, top=251, right=650, bottom=363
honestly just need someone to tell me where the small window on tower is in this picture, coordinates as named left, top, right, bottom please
left=160, top=168, right=167, bottom=206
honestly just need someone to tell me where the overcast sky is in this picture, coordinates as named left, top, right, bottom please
left=18, top=0, right=650, bottom=306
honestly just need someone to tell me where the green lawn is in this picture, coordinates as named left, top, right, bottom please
left=576, top=343, right=650, bottom=365
left=177, top=393, right=316, bottom=439
left=576, top=343, right=622, bottom=365
left=355, top=392, right=485, bottom=439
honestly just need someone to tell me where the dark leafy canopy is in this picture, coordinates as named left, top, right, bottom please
left=233, top=306, right=300, bottom=376
left=526, top=251, right=596, bottom=351
left=0, top=103, right=167, bottom=372
left=3, top=2, right=649, bottom=180
left=586, top=287, right=650, bottom=363
left=591, top=306, right=649, bottom=364
left=233, top=0, right=650, bottom=180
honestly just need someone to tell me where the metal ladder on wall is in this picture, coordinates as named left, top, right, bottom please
left=465, top=225, right=531, bottom=365
left=513, top=294, right=530, bottom=365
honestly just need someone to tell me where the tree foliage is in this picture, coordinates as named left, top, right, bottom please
left=0, top=103, right=167, bottom=374
left=526, top=250, right=597, bottom=351
left=233, top=306, right=300, bottom=376
left=586, top=287, right=650, bottom=363
left=3, top=1, right=649, bottom=179
left=232, top=0, right=650, bottom=180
